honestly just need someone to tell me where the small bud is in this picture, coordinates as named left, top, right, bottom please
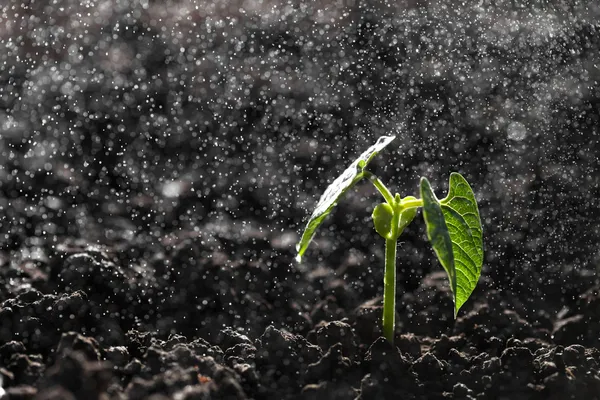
left=372, top=202, right=394, bottom=238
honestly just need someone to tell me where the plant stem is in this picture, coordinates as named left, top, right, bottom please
left=400, top=198, right=423, bottom=210
left=363, top=171, right=395, bottom=206
left=383, top=237, right=397, bottom=343
left=362, top=175, right=420, bottom=344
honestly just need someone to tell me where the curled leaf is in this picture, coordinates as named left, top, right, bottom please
left=440, top=173, right=483, bottom=315
left=420, top=174, right=483, bottom=317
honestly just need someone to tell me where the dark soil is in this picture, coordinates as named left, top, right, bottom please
left=1, top=1, right=600, bottom=399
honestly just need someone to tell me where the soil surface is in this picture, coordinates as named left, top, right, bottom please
left=1, top=1, right=600, bottom=399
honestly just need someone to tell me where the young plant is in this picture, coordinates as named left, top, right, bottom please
left=296, top=136, right=483, bottom=343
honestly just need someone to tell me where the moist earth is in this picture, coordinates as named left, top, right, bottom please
left=1, top=1, right=600, bottom=399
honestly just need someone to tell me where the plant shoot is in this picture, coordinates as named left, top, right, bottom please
left=296, top=136, right=484, bottom=343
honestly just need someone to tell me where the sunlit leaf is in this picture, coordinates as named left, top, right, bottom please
left=440, top=172, right=484, bottom=314
left=421, top=174, right=483, bottom=317
left=296, top=135, right=396, bottom=262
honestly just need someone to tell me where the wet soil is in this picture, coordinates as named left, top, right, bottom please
left=1, top=1, right=600, bottom=399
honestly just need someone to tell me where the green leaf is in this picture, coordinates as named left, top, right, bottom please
left=372, top=203, right=394, bottom=238
left=440, top=173, right=484, bottom=313
left=421, top=174, right=483, bottom=317
left=397, top=196, right=418, bottom=236
left=296, top=135, right=396, bottom=262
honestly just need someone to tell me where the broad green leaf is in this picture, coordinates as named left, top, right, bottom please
left=397, top=196, right=418, bottom=236
left=440, top=173, right=483, bottom=313
left=372, top=202, right=394, bottom=238
left=296, top=135, right=396, bottom=262
left=421, top=174, right=483, bottom=317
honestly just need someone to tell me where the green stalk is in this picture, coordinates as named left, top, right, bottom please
left=366, top=177, right=404, bottom=344
left=399, top=198, right=423, bottom=210
left=382, top=195, right=402, bottom=343
left=382, top=237, right=397, bottom=343
left=363, top=171, right=395, bottom=206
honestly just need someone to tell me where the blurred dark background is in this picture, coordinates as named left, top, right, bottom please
left=1, top=0, right=599, bottom=323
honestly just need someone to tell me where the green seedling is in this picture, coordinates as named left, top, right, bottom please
left=296, top=136, right=483, bottom=343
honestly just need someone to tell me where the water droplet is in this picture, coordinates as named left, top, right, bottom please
left=507, top=122, right=527, bottom=141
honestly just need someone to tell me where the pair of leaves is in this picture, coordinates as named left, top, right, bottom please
left=372, top=197, right=418, bottom=239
